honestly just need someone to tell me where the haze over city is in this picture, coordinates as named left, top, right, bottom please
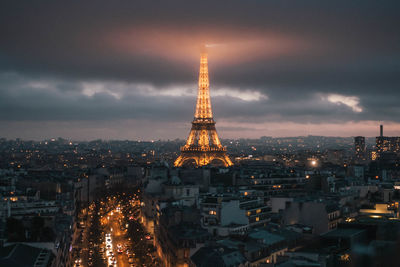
left=1, top=0, right=400, bottom=140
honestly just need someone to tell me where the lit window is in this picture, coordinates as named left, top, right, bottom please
left=256, top=217, right=260, bottom=222
left=256, top=209, right=261, bottom=214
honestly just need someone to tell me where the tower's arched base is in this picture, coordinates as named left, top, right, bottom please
left=174, top=151, right=232, bottom=167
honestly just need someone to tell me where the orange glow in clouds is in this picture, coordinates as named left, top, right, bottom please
left=107, top=26, right=309, bottom=66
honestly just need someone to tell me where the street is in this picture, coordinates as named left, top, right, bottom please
left=72, top=189, right=160, bottom=267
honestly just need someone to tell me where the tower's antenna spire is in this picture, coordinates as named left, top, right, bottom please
left=194, top=46, right=213, bottom=120
left=200, top=43, right=207, bottom=53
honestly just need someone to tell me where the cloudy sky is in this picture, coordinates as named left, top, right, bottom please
left=1, top=0, right=400, bottom=140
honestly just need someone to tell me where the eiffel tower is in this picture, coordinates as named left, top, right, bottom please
left=174, top=48, right=233, bottom=167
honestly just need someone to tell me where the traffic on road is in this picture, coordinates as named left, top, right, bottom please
left=72, top=188, right=160, bottom=267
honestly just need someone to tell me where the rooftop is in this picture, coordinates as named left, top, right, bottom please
left=248, top=228, right=285, bottom=246
left=0, top=243, right=53, bottom=267
left=191, top=245, right=247, bottom=267
left=322, top=228, right=366, bottom=239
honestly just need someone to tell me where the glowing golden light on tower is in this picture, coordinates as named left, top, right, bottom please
left=195, top=51, right=213, bottom=119
left=174, top=48, right=232, bottom=167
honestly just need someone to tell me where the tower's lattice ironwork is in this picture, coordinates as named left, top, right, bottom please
left=174, top=50, right=233, bottom=167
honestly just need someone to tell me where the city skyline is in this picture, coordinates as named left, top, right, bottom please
left=1, top=1, right=400, bottom=140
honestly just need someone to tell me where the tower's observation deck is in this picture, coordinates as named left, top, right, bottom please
left=174, top=50, right=233, bottom=167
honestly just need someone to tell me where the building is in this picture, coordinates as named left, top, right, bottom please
left=190, top=244, right=249, bottom=267
left=154, top=205, right=210, bottom=267
left=282, top=197, right=342, bottom=234
left=200, top=194, right=271, bottom=236
left=190, top=228, right=289, bottom=266
left=376, top=125, right=400, bottom=156
left=354, top=136, right=366, bottom=161
left=49, top=214, right=74, bottom=267
left=163, top=176, right=200, bottom=207
left=0, top=199, right=59, bottom=218
left=0, top=243, right=54, bottom=267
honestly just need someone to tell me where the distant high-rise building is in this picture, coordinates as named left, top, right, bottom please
left=354, top=136, right=366, bottom=160
left=375, top=124, right=400, bottom=156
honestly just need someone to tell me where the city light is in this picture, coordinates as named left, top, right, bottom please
left=1, top=3, right=399, bottom=266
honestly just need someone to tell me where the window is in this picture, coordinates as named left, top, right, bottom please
left=186, top=189, right=190, bottom=196
left=256, top=217, right=260, bottom=222
left=256, top=209, right=261, bottom=214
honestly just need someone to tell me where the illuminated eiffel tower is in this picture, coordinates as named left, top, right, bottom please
left=174, top=48, right=233, bottom=167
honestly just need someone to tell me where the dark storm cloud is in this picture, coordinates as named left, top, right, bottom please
left=1, top=72, right=398, bottom=126
left=0, top=73, right=194, bottom=121
left=0, top=0, right=400, bottom=138
left=1, top=0, right=399, bottom=85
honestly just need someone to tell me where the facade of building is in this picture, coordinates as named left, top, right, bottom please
left=154, top=205, right=209, bottom=267
left=376, top=125, right=400, bottom=156
left=200, top=194, right=270, bottom=236
left=355, top=136, right=367, bottom=161
left=0, top=200, right=59, bottom=218
left=282, top=198, right=342, bottom=234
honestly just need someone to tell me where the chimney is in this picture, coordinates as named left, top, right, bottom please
left=380, top=125, right=383, bottom=137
